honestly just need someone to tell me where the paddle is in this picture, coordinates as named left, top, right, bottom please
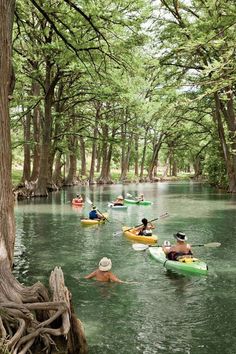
left=126, top=192, right=140, bottom=203
left=86, top=198, right=109, bottom=222
left=113, top=212, right=169, bottom=236
left=132, top=242, right=221, bottom=252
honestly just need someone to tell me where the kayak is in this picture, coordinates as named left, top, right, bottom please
left=108, top=203, right=127, bottom=210
left=148, top=247, right=208, bottom=275
left=72, top=199, right=84, bottom=206
left=122, top=227, right=158, bottom=244
left=81, top=213, right=108, bottom=226
left=124, top=198, right=152, bottom=206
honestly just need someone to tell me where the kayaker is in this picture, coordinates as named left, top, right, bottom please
left=113, top=195, right=124, bottom=206
left=135, top=218, right=155, bottom=236
left=135, top=193, right=144, bottom=202
left=73, top=194, right=83, bottom=203
left=89, top=206, right=104, bottom=220
left=85, top=257, right=124, bottom=283
left=162, top=232, right=193, bottom=261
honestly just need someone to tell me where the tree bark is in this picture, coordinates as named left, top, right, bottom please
left=148, top=133, right=164, bottom=181
left=30, top=80, right=41, bottom=182
left=139, top=128, right=148, bottom=181
left=79, top=136, right=87, bottom=176
left=134, top=135, right=139, bottom=177
left=89, top=108, right=99, bottom=184
left=97, top=124, right=113, bottom=184
left=22, top=112, right=31, bottom=182
left=65, top=116, right=79, bottom=185
left=0, top=0, right=16, bottom=267
left=52, top=151, right=64, bottom=187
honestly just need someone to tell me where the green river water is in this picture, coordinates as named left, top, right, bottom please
left=13, top=182, right=236, bottom=354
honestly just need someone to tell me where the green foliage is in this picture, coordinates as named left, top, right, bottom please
left=203, top=145, right=228, bottom=189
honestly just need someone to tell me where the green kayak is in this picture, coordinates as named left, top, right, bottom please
left=124, top=198, right=153, bottom=206
left=149, top=247, right=208, bottom=276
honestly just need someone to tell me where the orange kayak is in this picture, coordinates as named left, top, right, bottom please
left=72, top=198, right=84, bottom=206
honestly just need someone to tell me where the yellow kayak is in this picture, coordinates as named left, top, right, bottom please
left=81, top=213, right=108, bottom=226
left=122, top=227, right=158, bottom=244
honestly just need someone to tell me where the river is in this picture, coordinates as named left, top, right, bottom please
left=13, top=182, right=236, bottom=354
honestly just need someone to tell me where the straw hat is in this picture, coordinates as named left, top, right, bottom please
left=174, top=232, right=187, bottom=242
left=117, top=195, right=124, bottom=199
left=99, top=257, right=112, bottom=271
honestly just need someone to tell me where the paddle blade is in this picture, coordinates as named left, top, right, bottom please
left=126, top=193, right=133, bottom=198
left=113, top=231, right=123, bottom=236
left=86, top=198, right=93, bottom=205
left=192, top=242, right=221, bottom=248
left=132, top=244, right=149, bottom=251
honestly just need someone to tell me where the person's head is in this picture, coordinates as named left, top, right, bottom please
left=98, top=257, right=112, bottom=271
left=140, top=193, right=144, bottom=197
left=117, top=195, right=123, bottom=200
left=77, top=194, right=80, bottom=198
left=92, top=205, right=97, bottom=210
left=163, top=240, right=171, bottom=247
left=142, top=218, right=148, bottom=226
left=173, top=232, right=187, bottom=242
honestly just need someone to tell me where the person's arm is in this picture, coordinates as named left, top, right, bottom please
left=162, top=246, right=174, bottom=254
left=134, top=225, right=142, bottom=233
left=187, top=244, right=193, bottom=254
left=97, top=211, right=104, bottom=218
left=148, top=222, right=155, bottom=230
left=109, top=272, right=124, bottom=283
left=84, top=270, right=97, bottom=279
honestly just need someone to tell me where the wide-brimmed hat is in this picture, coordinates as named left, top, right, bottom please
left=174, top=232, right=187, bottom=242
left=117, top=195, right=124, bottom=199
left=99, top=257, right=112, bottom=271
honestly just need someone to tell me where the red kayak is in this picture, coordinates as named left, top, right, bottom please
left=72, top=198, right=84, bottom=206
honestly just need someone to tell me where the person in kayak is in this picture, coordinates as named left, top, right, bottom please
left=73, top=194, right=83, bottom=203
left=162, top=232, right=193, bottom=261
left=135, top=193, right=144, bottom=202
left=135, top=218, right=155, bottom=236
left=85, top=257, right=124, bottom=283
left=113, top=195, right=124, bottom=206
left=89, top=206, right=104, bottom=220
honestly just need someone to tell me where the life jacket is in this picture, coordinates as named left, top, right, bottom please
left=138, top=226, right=152, bottom=236
left=167, top=249, right=193, bottom=261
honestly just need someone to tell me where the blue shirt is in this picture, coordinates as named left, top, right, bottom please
left=89, top=210, right=98, bottom=219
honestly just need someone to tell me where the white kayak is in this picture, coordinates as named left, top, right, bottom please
left=108, top=203, right=127, bottom=210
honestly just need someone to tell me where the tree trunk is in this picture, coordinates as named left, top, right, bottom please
left=0, top=0, right=16, bottom=267
left=139, top=128, right=148, bottom=181
left=30, top=82, right=41, bottom=182
left=96, top=143, right=101, bottom=173
left=65, top=116, right=79, bottom=185
left=89, top=112, right=99, bottom=184
left=52, top=151, right=64, bottom=187
left=79, top=136, right=86, bottom=176
left=134, top=135, right=139, bottom=176
left=148, top=133, right=164, bottom=181
left=22, top=112, right=31, bottom=182
left=34, top=59, right=54, bottom=196
left=97, top=124, right=113, bottom=184
left=65, top=153, right=78, bottom=185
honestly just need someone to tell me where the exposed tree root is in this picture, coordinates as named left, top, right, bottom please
left=0, top=264, right=87, bottom=354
